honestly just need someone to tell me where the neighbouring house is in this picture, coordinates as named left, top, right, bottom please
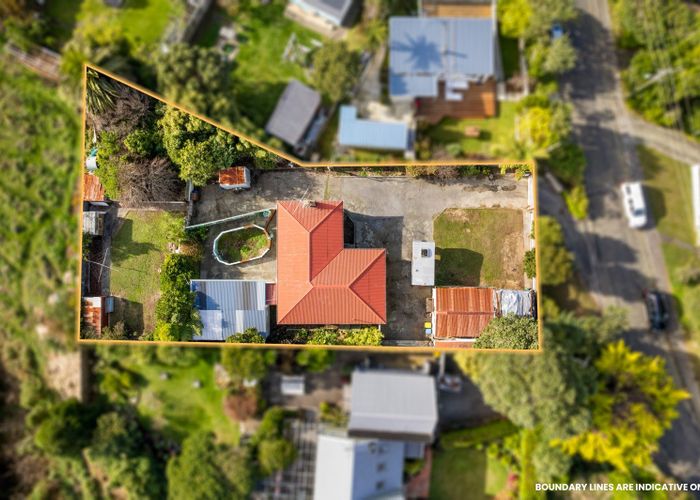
left=190, top=279, right=270, bottom=341
left=285, top=0, right=360, bottom=37
left=83, top=173, right=106, bottom=202
left=313, top=433, right=406, bottom=500
left=82, top=296, right=114, bottom=335
left=348, top=370, right=438, bottom=442
left=265, top=79, right=325, bottom=157
left=337, top=105, right=413, bottom=153
left=411, top=241, right=435, bottom=286
left=420, top=0, right=494, bottom=18
left=276, top=200, right=387, bottom=326
left=388, top=16, right=498, bottom=122
left=430, top=287, right=534, bottom=346
left=218, top=166, right=251, bottom=190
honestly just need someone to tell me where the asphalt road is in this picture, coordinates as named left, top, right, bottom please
left=555, top=0, right=700, bottom=483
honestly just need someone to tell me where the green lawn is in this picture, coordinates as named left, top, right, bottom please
left=216, top=226, right=269, bottom=263
left=45, top=0, right=184, bottom=50
left=229, top=0, right=323, bottom=127
left=122, top=355, right=239, bottom=446
left=434, top=208, right=524, bottom=289
left=424, top=102, right=517, bottom=158
left=639, top=146, right=700, bottom=376
left=110, top=210, right=179, bottom=334
left=430, top=421, right=515, bottom=500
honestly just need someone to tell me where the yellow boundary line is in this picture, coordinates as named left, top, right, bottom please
left=76, top=63, right=543, bottom=354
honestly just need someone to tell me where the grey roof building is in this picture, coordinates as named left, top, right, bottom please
left=289, top=0, right=360, bottom=27
left=265, top=79, right=323, bottom=154
left=348, top=370, right=438, bottom=442
left=388, top=17, right=496, bottom=99
left=190, top=280, right=269, bottom=341
left=313, top=433, right=405, bottom=500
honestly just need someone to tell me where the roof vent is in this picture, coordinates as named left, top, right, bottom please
left=303, top=200, right=317, bottom=208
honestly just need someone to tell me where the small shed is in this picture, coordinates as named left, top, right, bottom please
left=265, top=79, right=322, bottom=153
left=338, top=105, right=410, bottom=151
left=82, top=296, right=114, bottom=335
left=83, top=173, right=105, bottom=202
left=83, top=210, right=106, bottom=236
left=412, top=241, right=435, bottom=286
left=219, top=166, right=251, bottom=190
left=280, top=375, right=306, bottom=396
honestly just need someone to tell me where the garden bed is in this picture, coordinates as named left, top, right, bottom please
left=213, top=225, right=271, bottom=265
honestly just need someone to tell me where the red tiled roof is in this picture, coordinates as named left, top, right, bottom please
left=276, top=200, right=386, bottom=325
left=83, top=173, right=105, bottom=201
left=433, top=287, right=494, bottom=338
left=219, top=167, right=248, bottom=186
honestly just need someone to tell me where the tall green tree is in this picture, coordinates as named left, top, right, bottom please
left=555, top=341, right=688, bottom=472
left=156, top=43, right=238, bottom=122
left=537, top=216, right=574, bottom=286
left=311, top=41, right=360, bottom=102
left=220, top=348, right=277, bottom=384
left=473, top=315, right=539, bottom=349
left=159, top=108, right=237, bottom=185
left=167, top=432, right=249, bottom=500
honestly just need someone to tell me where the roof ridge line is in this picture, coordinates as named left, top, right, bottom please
left=348, top=251, right=386, bottom=321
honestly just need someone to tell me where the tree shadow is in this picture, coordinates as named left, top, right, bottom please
left=435, top=247, right=484, bottom=286
left=113, top=297, right=144, bottom=336
left=111, top=218, right=158, bottom=263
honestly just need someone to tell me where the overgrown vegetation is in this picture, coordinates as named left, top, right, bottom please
left=611, top=0, right=700, bottom=137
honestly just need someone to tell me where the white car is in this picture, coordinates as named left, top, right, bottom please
left=621, top=181, right=648, bottom=229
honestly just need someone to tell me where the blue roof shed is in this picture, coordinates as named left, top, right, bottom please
left=337, top=106, right=410, bottom=151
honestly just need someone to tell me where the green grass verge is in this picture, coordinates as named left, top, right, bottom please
left=638, top=145, right=700, bottom=377
left=110, top=211, right=180, bottom=334
left=424, top=102, right=517, bottom=158
left=430, top=448, right=509, bottom=499
left=434, top=208, right=524, bottom=288
left=122, top=355, right=239, bottom=446
left=441, top=420, right=518, bottom=449
left=216, top=227, right=269, bottom=263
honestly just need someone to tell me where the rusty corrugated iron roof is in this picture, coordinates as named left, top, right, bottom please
left=433, top=287, right=494, bottom=338
left=219, top=166, right=248, bottom=186
left=276, top=200, right=386, bottom=325
left=83, top=173, right=105, bottom=201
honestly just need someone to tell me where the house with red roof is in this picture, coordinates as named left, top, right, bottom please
left=276, top=200, right=386, bottom=326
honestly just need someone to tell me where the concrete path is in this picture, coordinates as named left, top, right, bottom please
left=628, top=115, right=700, bottom=167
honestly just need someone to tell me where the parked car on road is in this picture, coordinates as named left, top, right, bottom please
left=644, top=290, right=669, bottom=331
left=621, top=181, right=648, bottom=228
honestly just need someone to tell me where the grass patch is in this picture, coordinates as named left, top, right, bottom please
left=122, top=355, right=239, bottom=446
left=231, top=0, right=323, bottom=127
left=424, top=102, right=517, bottom=158
left=72, top=0, right=183, bottom=48
left=639, top=145, right=700, bottom=377
left=434, top=208, right=524, bottom=288
left=216, top=227, right=269, bottom=263
left=430, top=448, right=509, bottom=499
left=110, top=210, right=180, bottom=334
